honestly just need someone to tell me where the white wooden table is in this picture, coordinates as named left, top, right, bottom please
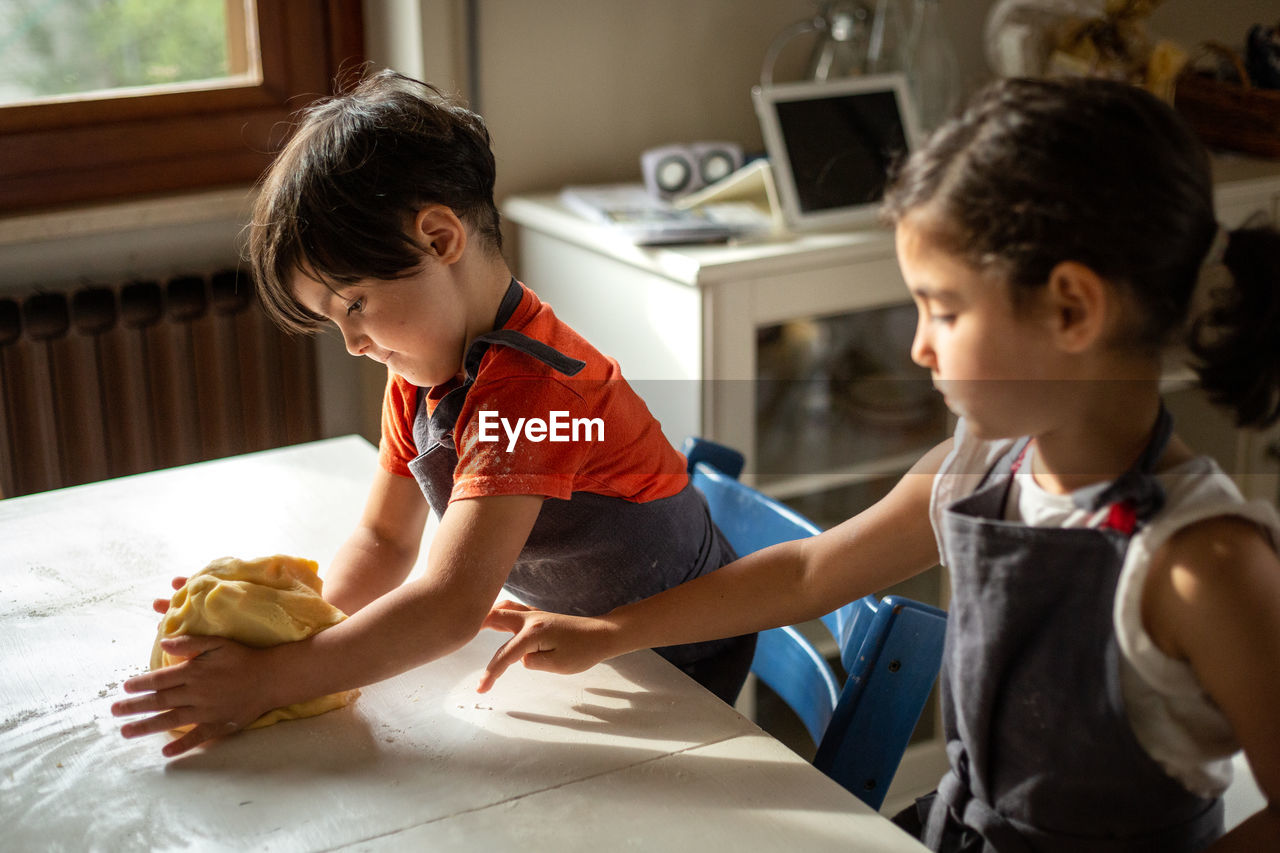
left=0, top=436, right=924, bottom=851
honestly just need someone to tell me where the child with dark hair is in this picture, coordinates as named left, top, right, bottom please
left=478, top=77, right=1280, bottom=850
left=112, top=70, right=754, bottom=756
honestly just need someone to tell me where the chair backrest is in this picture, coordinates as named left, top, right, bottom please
left=682, top=435, right=745, bottom=481
left=689, top=459, right=838, bottom=744
left=814, top=595, right=946, bottom=810
left=691, top=460, right=820, bottom=557
left=684, top=436, right=947, bottom=810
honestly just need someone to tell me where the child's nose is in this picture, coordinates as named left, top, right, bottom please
left=340, top=326, right=370, bottom=357
left=910, top=321, right=934, bottom=369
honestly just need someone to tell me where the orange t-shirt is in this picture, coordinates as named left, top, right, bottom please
left=378, top=283, right=687, bottom=504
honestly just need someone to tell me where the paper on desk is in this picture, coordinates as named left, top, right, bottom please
left=560, top=184, right=771, bottom=245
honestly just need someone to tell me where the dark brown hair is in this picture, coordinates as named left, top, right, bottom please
left=883, top=77, right=1280, bottom=428
left=248, top=69, right=501, bottom=333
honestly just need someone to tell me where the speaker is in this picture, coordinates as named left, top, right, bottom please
left=641, top=141, right=743, bottom=201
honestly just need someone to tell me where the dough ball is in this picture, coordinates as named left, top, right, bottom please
left=151, top=554, right=359, bottom=730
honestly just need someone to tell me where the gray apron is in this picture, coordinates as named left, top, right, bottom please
left=917, top=406, right=1223, bottom=852
left=406, top=280, right=755, bottom=703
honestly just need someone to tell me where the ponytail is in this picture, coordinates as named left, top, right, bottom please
left=1190, top=224, right=1280, bottom=428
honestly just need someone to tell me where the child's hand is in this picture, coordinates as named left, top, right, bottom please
left=152, top=576, right=188, bottom=614
left=477, top=600, right=619, bottom=692
left=111, top=635, right=276, bottom=758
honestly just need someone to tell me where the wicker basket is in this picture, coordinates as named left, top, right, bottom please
left=1174, top=42, right=1280, bottom=159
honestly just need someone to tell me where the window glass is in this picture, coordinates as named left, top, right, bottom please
left=0, top=0, right=362, bottom=212
left=0, top=0, right=256, bottom=106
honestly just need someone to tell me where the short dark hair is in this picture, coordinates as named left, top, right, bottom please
left=248, top=69, right=502, bottom=333
left=883, top=76, right=1280, bottom=428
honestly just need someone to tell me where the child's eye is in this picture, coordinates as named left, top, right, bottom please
left=930, top=313, right=955, bottom=325
left=346, top=298, right=364, bottom=316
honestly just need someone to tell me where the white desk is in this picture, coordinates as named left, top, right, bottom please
left=0, top=437, right=925, bottom=851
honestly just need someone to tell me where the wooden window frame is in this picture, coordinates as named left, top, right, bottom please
left=0, top=0, right=364, bottom=214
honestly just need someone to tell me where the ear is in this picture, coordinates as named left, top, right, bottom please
left=410, top=205, right=468, bottom=265
left=1043, top=261, right=1108, bottom=353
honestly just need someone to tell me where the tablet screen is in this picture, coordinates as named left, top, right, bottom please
left=776, top=89, right=906, bottom=214
left=754, top=75, right=917, bottom=231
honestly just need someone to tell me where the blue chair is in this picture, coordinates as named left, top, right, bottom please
left=684, top=437, right=947, bottom=810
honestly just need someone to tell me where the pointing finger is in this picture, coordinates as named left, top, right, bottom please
left=477, top=632, right=543, bottom=693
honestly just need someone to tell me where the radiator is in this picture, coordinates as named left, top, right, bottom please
left=0, top=270, right=320, bottom=498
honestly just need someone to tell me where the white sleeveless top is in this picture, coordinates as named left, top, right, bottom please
left=930, top=420, right=1280, bottom=797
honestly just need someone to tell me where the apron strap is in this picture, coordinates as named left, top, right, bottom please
left=1071, top=402, right=1172, bottom=527
left=974, top=437, right=1031, bottom=523
left=469, top=329, right=585, bottom=379
left=426, top=279, right=587, bottom=441
left=458, top=278, right=586, bottom=383
left=975, top=437, right=1032, bottom=492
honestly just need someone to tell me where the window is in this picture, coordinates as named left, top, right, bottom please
left=0, top=0, right=253, bottom=105
left=0, top=0, right=364, bottom=213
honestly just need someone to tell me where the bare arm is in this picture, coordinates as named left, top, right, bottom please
left=1145, top=517, right=1280, bottom=851
left=478, top=439, right=951, bottom=691
left=279, top=492, right=544, bottom=691
left=114, top=492, right=543, bottom=756
left=322, top=468, right=432, bottom=615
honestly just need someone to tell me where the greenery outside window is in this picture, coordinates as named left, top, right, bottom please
left=0, top=0, right=364, bottom=214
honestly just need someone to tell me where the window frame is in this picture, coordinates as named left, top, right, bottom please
left=0, top=0, right=364, bottom=214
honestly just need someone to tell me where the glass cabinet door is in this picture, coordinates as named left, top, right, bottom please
left=752, top=303, right=950, bottom=750
left=755, top=303, right=948, bottom=502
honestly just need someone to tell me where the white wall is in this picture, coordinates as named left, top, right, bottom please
left=469, top=0, right=1276, bottom=202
